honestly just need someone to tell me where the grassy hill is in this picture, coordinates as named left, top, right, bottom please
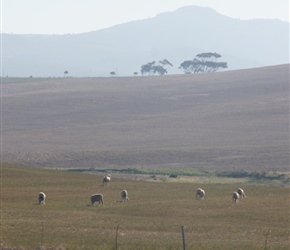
left=1, top=163, right=289, bottom=249
left=1, top=65, right=289, bottom=172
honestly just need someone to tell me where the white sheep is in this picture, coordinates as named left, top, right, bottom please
left=196, top=188, right=205, bottom=200
left=237, top=188, right=246, bottom=199
left=91, top=193, right=104, bottom=206
left=38, top=192, right=46, bottom=205
left=121, top=190, right=129, bottom=202
left=102, top=174, right=111, bottom=186
left=232, top=191, right=240, bottom=203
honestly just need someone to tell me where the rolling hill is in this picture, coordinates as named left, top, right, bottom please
left=2, top=64, right=289, bottom=171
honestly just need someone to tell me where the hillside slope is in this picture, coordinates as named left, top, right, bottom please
left=2, top=65, right=289, bottom=170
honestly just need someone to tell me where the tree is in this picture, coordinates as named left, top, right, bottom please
left=141, top=62, right=154, bottom=76
left=133, top=72, right=138, bottom=76
left=197, top=52, right=221, bottom=62
left=141, top=59, right=172, bottom=76
left=179, top=52, right=227, bottom=74
left=179, top=60, right=196, bottom=74
left=152, top=65, right=167, bottom=75
left=64, top=70, right=69, bottom=77
left=110, top=71, right=116, bottom=77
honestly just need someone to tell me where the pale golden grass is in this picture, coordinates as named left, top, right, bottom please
left=1, top=163, right=289, bottom=249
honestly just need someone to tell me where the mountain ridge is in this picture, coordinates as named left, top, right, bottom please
left=3, top=6, right=289, bottom=77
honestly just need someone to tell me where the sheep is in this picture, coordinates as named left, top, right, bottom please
left=121, top=190, right=129, bottom=202
left=237, top=188, right=246, bottom=199
left=38, top=192, right=46, bottom=205
left=232, top=191, right=240, bottom=203
left=102, top=174, right=111, bottom=186
left=196, top=188, right=205, bottom=200
left=91, top=193, right=104, bottom=206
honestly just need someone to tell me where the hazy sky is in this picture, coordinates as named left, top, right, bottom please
left=1, top=0, right=289, bottom=34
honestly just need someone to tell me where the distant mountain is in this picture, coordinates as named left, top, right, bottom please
left=3, top=6, right=289, bottom=77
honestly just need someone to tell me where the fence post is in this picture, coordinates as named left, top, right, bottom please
left=264, top=229, right=271, bottom=250
left=40, top=221, right=44, bottom=247
left=115, top=224, right=120, bottom=250
left=181, top=225, right=186, bottom=250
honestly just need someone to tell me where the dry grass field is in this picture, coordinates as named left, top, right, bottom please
left=1, top=65, right=289, bottom=172
left=1, top=163, right=289, bottom=250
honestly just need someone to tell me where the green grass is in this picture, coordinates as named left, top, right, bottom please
left=70, top=167, right=290, bottom=186
left=69, top=166, right=206, bottom=175
left=1, top=163, right=289, bottom=249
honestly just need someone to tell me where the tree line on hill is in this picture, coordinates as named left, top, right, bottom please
left=138, top=52, right=228, bottom=76
left=61, top=52, right=228, bottom=78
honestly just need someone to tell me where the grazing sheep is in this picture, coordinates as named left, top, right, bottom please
left=121, top=190, right=129, bottom=202
left=102, top=174, right=111, bottom=186
left=237, top=188, right=246, bottom=199
left=91, top=194, right=104, bottom=206
left=196, top=188, right=205, bottom=200
left=38, top=192, right=46, bottom=205
left=232, top=192, right=240, bottom=203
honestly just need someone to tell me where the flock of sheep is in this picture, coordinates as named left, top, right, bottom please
left=38, top=174, right=129, bottom=206
left=38, top=174, right=246, bottom=206
left=195, top=187, right=246, bottom=203
left=233, top=188, right=246, bottom=203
